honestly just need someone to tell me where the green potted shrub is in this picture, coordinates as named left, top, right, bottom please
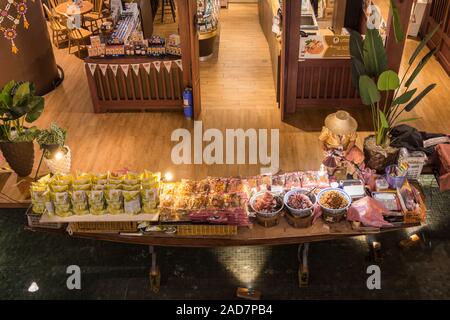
left=350, top=1, right=439, bottom=172
left=0, top=81, right=44, bottom=176
left=36, top=123, right=71, bottom=174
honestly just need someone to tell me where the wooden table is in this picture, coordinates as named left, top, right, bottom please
left=55, top=1, right=93, bottom=16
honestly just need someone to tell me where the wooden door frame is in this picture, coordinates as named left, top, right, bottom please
left=178, top=0, right=202, bottom=119
left=280, top=0, right=300, bottom=119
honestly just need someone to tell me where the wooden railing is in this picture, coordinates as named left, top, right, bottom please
left=85, top=57, right=184, bottom=113
left=296, top=59, right=362, bottom=108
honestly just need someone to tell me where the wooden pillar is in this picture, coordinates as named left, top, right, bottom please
left=0, top=0, right=59, bottom=95
left=385, top=0, right=414, bottom=72
left=281, top=0, right=300, bottom=117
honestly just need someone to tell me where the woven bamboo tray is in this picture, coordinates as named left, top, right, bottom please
left=176, top=224, right=238, bottom=236
left=67, top=221, right=138, bottom=234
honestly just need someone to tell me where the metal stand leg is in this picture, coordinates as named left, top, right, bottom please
left=298, top=243, right=309, bottom=287
left=149, top=246, right=161, bottom=293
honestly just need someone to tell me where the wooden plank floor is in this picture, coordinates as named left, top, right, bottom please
left=1, top=3, right=449, bottom=206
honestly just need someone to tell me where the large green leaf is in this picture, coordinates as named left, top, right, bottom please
left=363, top=29, right=388, bottom=77
left=377, top=70, right=400, bottom=91
left=389, top=0, right=404, bottom=43
left=359, top=75, right=381, bottom=105
left=1, top=80, right=15, bottom=96
left=351, top=58, right=366, bottom=89
left=350, top=29, right=364, bottom=62
left=25, top=96, right=44, bottom=123
left=409, top=23, right=440, bottom=65
left=12, top=82, right=31, bottom=107
left=405, top=49, right=436, bottom=88
left=392, top=88, right=417, bottom=105
left=379, top=111, right=389, bottom=128
left=404, top=84, right=436, bottom=112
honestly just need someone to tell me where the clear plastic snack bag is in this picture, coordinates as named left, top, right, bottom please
left=123, top=190, right=141, bottom=214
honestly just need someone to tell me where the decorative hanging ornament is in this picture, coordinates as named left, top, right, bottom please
left=0, top=0, right=34, bottom=54
left=163, top=60, right=172, bottom=73
left=174, top=59, right=182, bottom=71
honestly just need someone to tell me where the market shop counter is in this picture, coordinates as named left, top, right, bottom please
left=27, top=217, right=421, bottom=248
left=84, top=55, right=184, bottom=113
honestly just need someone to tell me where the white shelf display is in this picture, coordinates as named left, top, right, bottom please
left=197, top=0, right=220, bottom=35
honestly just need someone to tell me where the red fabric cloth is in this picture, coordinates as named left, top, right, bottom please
left=436, top=144, right=450, bottom=191
left=347, top=196, right=392, bottom=228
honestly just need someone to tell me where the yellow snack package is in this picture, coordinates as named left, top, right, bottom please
left=88, top=190, right=106, bottom=215
left=123, top=190, right=141, bottom=214
left=105, top=188, right=124, bottom=214
left=71, top=190, right=89, bottom=215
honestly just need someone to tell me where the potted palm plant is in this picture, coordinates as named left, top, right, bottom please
left=350, top=1, right=439, bottom=172
left=0, top=81, right=44, bottom=176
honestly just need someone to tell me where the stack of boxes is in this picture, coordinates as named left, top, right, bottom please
left=87, top=36, right=106, bottom=57
left=147, top=35, right=166, bottom=57
left=166, top=34, right=181, bottom=56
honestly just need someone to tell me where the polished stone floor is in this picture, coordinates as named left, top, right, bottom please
left=0, top=176, right=449, bottom=299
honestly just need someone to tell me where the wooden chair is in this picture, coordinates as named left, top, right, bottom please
left=43, top=3, right=68, bottom=48
left=160, top=0, right=176, bottom=23
left=83, top=0, right=109, bottom=34
left=60, top=13, right=93, bottom=57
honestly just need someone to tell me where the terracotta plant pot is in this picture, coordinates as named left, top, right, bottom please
left=363, top=135, right=399, bottom=173
left=0, top=141, right=35, bottom=177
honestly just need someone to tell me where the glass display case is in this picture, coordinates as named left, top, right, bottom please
left=197, top=0, right=220, bottom=59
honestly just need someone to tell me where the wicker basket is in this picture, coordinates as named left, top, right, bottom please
left=67, top=221, right=138, bottom=234
left=26, top=207, right=64, bottom=229
left=176, top=224, right=237, bottom=236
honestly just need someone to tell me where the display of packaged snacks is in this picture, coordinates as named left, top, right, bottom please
left=51, top=191, right=71, bottom=217
left=301, top=171, right=329, bottom=188
left=207, top=193, right=225, bottom=209
left=71, top=190, right=90, bottom=215
left=189, top=193, right=208, bottom=210
left=271, top=174, right=285, bottom=187
left=105, top=188, right=124, bottom=214
left=180, top=179, right=196, bottom=195
left=141, top=187, right=158, bottom=213
left=88, top=190, right=106, bottom=215
left=227, top=178, right=245, bottom=193
left=174, top=196, right=190, bottom=211
left=284, top=172, right=301, bottom=189
left=196, top=179, right=210, bottom=193
left=224, top=192, right=244, bottom=208
left=30, top=183, right=51, bottom=214
left=208, top=177, right=227, bottom=193
left=159, top=193, right=175, bottom=209
left=123, top=190, right=141, bottom=214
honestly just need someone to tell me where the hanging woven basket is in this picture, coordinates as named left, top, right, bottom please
left=44, top=146, right=71, bottom=174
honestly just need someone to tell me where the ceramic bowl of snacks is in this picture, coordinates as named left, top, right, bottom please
left=250, top=191, right=284, bottom=218
left=317, top=188, right=351, bottom=222
left=283, top=189, right=316, bottom=217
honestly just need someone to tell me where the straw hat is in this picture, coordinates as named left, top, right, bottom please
left=324, top=111, right=358, bottom=135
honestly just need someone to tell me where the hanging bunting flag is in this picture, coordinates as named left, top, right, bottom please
left=174, top=59, right=183, bottom=71
left=110, top=64, right=119, bottom=76
left=163, top=60, right=172, bottom=73
left=99, top=64, right=108, bottom=76
left=153, top=61, right=161, bottom=73
left=131, top=64, right=140, bottom=76
left=88, top=63, right=97, bottom=76
left=120, top=64, right=130, bottom=76
left=142, top=62, right=151, bottom=74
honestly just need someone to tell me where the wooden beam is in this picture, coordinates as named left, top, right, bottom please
left=385, top=0, right=414, bottom=72
left=281, top=0, right=301, bottom=117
